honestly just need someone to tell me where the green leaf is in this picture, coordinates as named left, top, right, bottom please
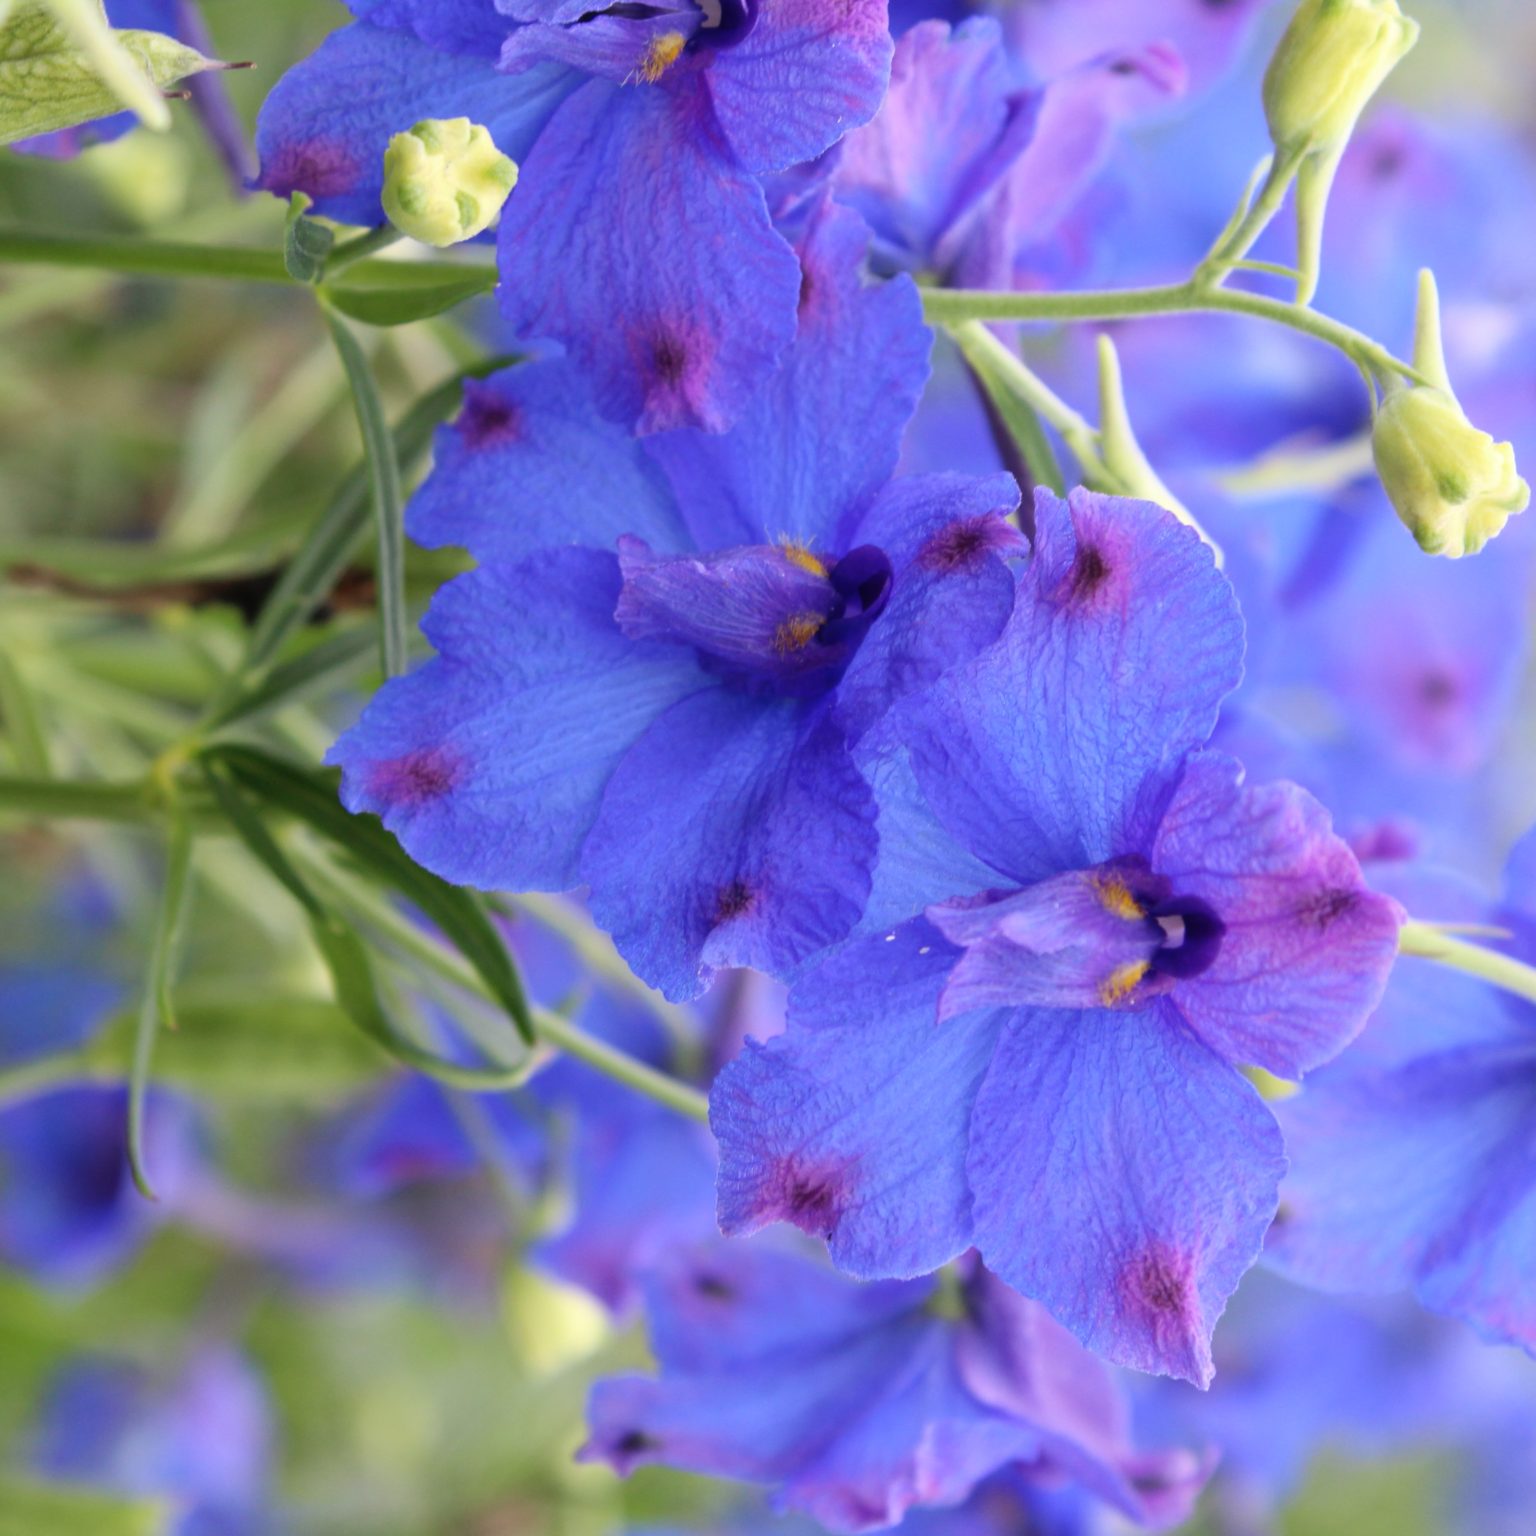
left=283, top=191, right=335, bottom=285
left=324, top=309, right=408, bottom=678
left=198, top=758, right=532, bottom=1087
left=321, top=259, right=497, bottom=326
left=81, top=994, right=391, bottom=1102
left=206, top=624, right=377, bottom=733
left=207, top=356, right=515, bottom=721
left=208, top=745, right=538, bottom=1048
left=0, top=1479, right=168, bottom=1536
left=0, top=0, right=226, bottom=146
left=127, top=808, right=195, bottom=1198
left=949, top=321, right=1067, bottom=497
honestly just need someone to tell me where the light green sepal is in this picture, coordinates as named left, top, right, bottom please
left=0, top=0, right=226, bottom=146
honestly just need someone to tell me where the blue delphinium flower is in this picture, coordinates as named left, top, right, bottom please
left=256, top=0, right=891, bottom=433
left=1267, top=837, right=1536, bottom=1357
left=711, top=487, right=1403, bottom=1385
left=581, top=1242, right=1209, bottom=1532
left=0, top=1087, right=193, bottom=1285
left=1139, top=1273, right=1536, bottom=1534
left=832, top=18, right=1182, bottom=290
left=27, top=1346, right=273, bottom=1536
left=328, top=201, right=1026, bottom=1001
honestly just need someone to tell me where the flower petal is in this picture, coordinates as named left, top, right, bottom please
left=968, top=1000, right=1283, bottom=1385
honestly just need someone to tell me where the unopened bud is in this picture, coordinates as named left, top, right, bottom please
left=381, top=118, right=517, bottom=247
left=1373, top=386, right=1528, bottom=557
left=1263, top=0, right=1419, bottom=159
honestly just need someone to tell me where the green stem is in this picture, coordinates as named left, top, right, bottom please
left=921, top=282, right=1424, bottom=388
left=0, top=774, right=155, bottom=822
left=0, top=229, right=487, bottom=298
left=1195, top=150, right=1302, bottom=288
left=327, top=226, right=403, bottom=277
left=300, top=851, right=712, bottom=1124
left=0, top=1051, right=94, bottom=1111
left=1398, top=922, right=1536, bottom=1007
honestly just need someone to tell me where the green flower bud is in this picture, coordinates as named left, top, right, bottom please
left=1263, top=0, right=1419, bottom=159
left=381, top=118, right=518, bottom=248
left=1372, top=386, right=1529, bottom=557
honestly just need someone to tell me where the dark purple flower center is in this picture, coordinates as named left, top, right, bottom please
left=691, top=0, right=758, bottom=49
left=614, top=537, right=892, bottom=698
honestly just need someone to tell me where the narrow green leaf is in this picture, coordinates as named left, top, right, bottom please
left=283, top=191, right=334, bottom=285
left=209, top=744, right=538, bottom=1048
left=200, top=758, right=532, bottom=1086
left=0, top=0, right=228, bottom=146
left=324, top=309, right=408, bottom=678
left=0, top=651, right=50, bottom=776
left=321, top=260, right=497, bottom=326
left=0, top=774, right=152, bottom=822
left=206, top=624, right=376, bottom=733
left=209, top=356, right=514, bottom=722
left=80, top=995, right=390, bottom=1102
left=126, top=808, right=195, bottom=1199
left=950, top=322, right=1067, bottom=496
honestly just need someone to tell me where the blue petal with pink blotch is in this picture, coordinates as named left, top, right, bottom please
left=713, top=488, right=1402, bottom=1384
left=1269, top=847, right=1536, bottom=1358
left=330, top=201, right=1024, bottom=1000
left=581, top=1243, right=1207, bottom=1532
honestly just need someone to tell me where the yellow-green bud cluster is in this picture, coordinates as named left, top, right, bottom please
left=1372, top=386, right=1529, bottom=558
left=381, top=118, right=518, bottom=248
left=1263, top=0, right=1419, bottom=159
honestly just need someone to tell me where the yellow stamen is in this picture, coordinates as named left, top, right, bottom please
left=1099, top=960, right=1150, bottom=1007
left=1096, top=876, right=1146, bottom=922
left=781, top=540, right=829, bottom=578
left=774, top=612, right=823, bottom=654
left=637, top=31, right=687, bottom=83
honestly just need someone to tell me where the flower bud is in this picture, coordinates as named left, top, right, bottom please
left=381, top=117, right=518, bottom=247
left=1263, top=0, right=1418, bottom=159
left=1372, top=385, right=1529, bottom=557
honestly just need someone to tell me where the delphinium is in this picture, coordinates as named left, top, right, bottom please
left=1, top=2, right=1535, bottom=1533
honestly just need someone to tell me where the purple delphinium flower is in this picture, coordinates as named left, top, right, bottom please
left=581, top=1241, right=1208, bottom=1532
left=1267, top=841, right=1536, bottom=1357
left=28, top=1345, right=272, bottom=1536
left=256, top=0, right=891, bottom=434
left=831, top=19, right=1183, bottom=290
left=711, top=487, right=1403, bottom=1386
left=328, top=201, right=1025, bottom=1001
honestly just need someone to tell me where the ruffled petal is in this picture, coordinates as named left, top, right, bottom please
left=712, top=921, right=996, bottom=1277
left=582, top=691, right=877, bottom=1000
left=646, top=199, right=932, bottom=551
left=901, top=488, right=1243, bottom=885
left=496, top=78, right=800, bottom=434
left=1153, top=752, right=1404, bottom=1079
left=706, top=0, right=893, bottom=174
left=831, top=472, right=1024, bottom=745
left=327, top=549, right=706, bottom=890
left=407, top=360, right=689, bottom=560
left=968, top=1000, right=1283, bottom=1385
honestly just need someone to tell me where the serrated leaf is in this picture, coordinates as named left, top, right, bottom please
left=321, top=259, right=497, bottom=326
left=284, top=191, right=334, bottom=284
left=0, top=0, right=226, bottom=146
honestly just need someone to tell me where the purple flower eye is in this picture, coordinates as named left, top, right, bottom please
left=1148, top=895, right=1227, bottom=981
left=693, top=0, right=758, bottom=48
left=818, top=545, right=894, bottom=649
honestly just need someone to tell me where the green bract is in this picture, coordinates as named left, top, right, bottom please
left=0, top=0, right=225, bottom=146
left=1372, top=385, right=1529, bottom=557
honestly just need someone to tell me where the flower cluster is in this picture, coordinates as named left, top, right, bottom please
left=6, top=0, right=1536, bottom=1529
